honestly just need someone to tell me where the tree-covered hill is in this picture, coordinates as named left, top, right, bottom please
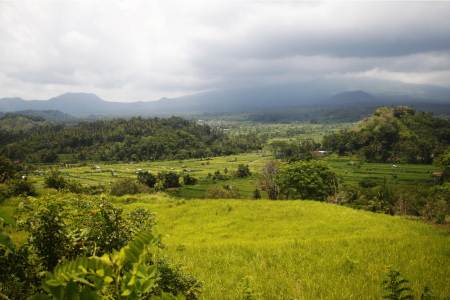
left=323, top=106, right=450, bottom=163
left=0, top=116, right=264, bottom=163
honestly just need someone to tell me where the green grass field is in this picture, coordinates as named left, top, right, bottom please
left=117, top=198, right=449, bottom=299
left=30, top=153, right=442, bottom=200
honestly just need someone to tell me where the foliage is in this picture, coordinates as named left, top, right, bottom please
left=241, top=276, right=260, bottom=300
left=0, top=207, right=16, bottom=253
left=269, top=140, right=320, bottom=162
left=44, top=168, right=66, bottom=189
left=252, top=188, right=261, bottom=200
left=259, top=159, right=281, bottom=200
left=275, top=160, right=338, bottom=201
left=323, top=106, right=450, bottom=163
left=2, top=195, right=199, bottom=299
left=235, top=164, right=251, bottom=178
left=28, top=230, right=167, bottom=300
left=433, top=147, right=450, bottom=183
left=110, top=178, right=153, bottom=196
left=137, top=171, right=158, bottom=188
left=0, top=116, right=263, bottom=163
left=0, top=155, right=16, bottom=183
left=182, top=174, right=197, bottom=186
left=7, top=177, right=37, bottom=197
left=204, top=185, right=241, bottom=199
left=381, top=267, right=414, bottom=300
left=157, top=172, right=181, bottom=190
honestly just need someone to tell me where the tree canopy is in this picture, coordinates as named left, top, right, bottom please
left=322, top=106, right=450, bottom=163
left=275, top=160, right=338, bottom=201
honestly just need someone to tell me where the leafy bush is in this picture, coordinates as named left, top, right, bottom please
left=236, top=164, right=251, bottom=178
left=204, top=185, right=241, bottom=199
left=4, top=195, right=201, bottom=299
left=158, top=171, right=181, bottom=189
left=183, top=174, right=198, bottom=185
left=109, top=178, right=152, bottom=196
left=137, top=171, right=157, bottom=188
left=7, top=177, right=36, bottom=197
left=44, top=168, right=66, bottom=189
left=0, top=156, right=16, bottom=183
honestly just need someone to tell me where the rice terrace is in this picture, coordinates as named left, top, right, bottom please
left=1, top=1, right=450, bottom=299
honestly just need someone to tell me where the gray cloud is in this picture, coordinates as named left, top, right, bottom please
left=0, top=1, right=449, bottom=102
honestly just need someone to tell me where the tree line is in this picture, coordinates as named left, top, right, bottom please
left=322, top=106, right=450, bottom=163
left=0, top=116, right=264, bottom=163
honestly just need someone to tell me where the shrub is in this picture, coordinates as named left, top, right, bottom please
left=109, top=177, right=152, bottom=196
left=236, top=164, right=251, bottom=178
left=44, top=168, right=66, bottom=189
left=6, top=195, right=200, bottom=299
left=204, top=185, right=241, bottom=199
left=137, top=171, right=158, bottom=188
left=183, top=174, right=198, bottom=185
left=7, top=177, right=36, bottom=197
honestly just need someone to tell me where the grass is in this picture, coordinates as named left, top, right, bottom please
left=120, top=198, right=450, bottom=299
left=30, top=153, right=442, bottom=201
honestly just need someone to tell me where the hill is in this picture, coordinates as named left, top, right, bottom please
left=0, top=113, right=48, bottom=132
left=123, top=198, right=449, bottom=299
left=323, top=106, right=450, bottom=163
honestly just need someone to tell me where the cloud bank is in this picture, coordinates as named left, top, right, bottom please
left=1, top=1, right=449, bottom=102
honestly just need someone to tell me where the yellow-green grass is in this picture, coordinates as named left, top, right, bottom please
left=124, top=199, right=449, bottom=299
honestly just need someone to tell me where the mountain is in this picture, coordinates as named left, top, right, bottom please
left=327, top=90, right=380, bottom=106
left=1, top=79, right=449, bottom=115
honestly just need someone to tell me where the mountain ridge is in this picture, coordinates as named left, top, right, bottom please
left=1, top=79, right=449, bottom=115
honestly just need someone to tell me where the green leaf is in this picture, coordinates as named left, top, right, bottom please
left=0, top=208, right=16, bottom=227
left=79, top=286, right=101, bottom=300
left=27, top=294, right=53, bottom=300
left=45, top=279, right=63, bottom=288
left=0, top=230, right=15, bottom=253
left=65, top=280, right=79, bottom=300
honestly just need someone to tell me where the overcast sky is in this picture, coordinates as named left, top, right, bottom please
left=1, top=1, right=449, bottom=102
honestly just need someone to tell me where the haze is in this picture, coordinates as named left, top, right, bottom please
left=1, top=1, right=449, bottom=102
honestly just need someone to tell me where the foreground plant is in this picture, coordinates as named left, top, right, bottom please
left=29, top=229, right=184, bottom=300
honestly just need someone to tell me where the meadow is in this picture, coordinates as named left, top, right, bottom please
left=29, top=152, right=442, bottom=200
left=120, top=197, right=449, bottom=299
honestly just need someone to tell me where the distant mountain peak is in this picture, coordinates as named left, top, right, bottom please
left=330, top=90, right=378, bottom=105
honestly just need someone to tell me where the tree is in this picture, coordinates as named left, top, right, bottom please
left=44, top=169, right=66, bottom=189
left=236, top=164, right=251, bottom=178
left=275, top=160, right=338, bottom=201
left=433, top=147, right=450, bottom=183
left=0, top=156, right=16, bottom=183
left=259, top=159, right=281, bottom=200
left=183, top=174, right=197, bottom=185
left=137, top=171, right=157, bottom=188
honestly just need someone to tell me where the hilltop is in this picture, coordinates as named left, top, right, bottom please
left=323, top=106, right=450, bottom=163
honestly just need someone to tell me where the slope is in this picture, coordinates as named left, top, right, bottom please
left=126, top=198, right=449, bottom=299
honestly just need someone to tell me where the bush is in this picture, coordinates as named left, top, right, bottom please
left=236, top=164, right=251, bottom=178
left=137, top=171, right=158, bottom=188
left=44, top=168, right=66, bottom=189
left=204, top=185, right=241, bottom=199
left=158, top=171, right=181, bottom=189
left=109, top=178, right=152, bottom=196
left=6, top=195, right=200, bottom=299
left=183, top=174, right=198, bottom=185
left=7, top=177, right=36, bottom=197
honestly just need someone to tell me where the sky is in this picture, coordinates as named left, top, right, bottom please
left=0, top=1, right=449, bottom=102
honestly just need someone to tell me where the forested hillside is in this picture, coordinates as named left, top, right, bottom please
left=0, top=116, right=264, bottom=163
left=323, top=106, right=450, bottom=163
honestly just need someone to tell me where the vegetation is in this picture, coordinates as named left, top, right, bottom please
left=0, top=116, right=263, bottom=163
left=323, top=106, right=450, bottom=163
left=0, top=106, right=449, bottom=298
left=1, top=195, right=202, bottom=299
left=275, top=160, right=338, bottom=201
